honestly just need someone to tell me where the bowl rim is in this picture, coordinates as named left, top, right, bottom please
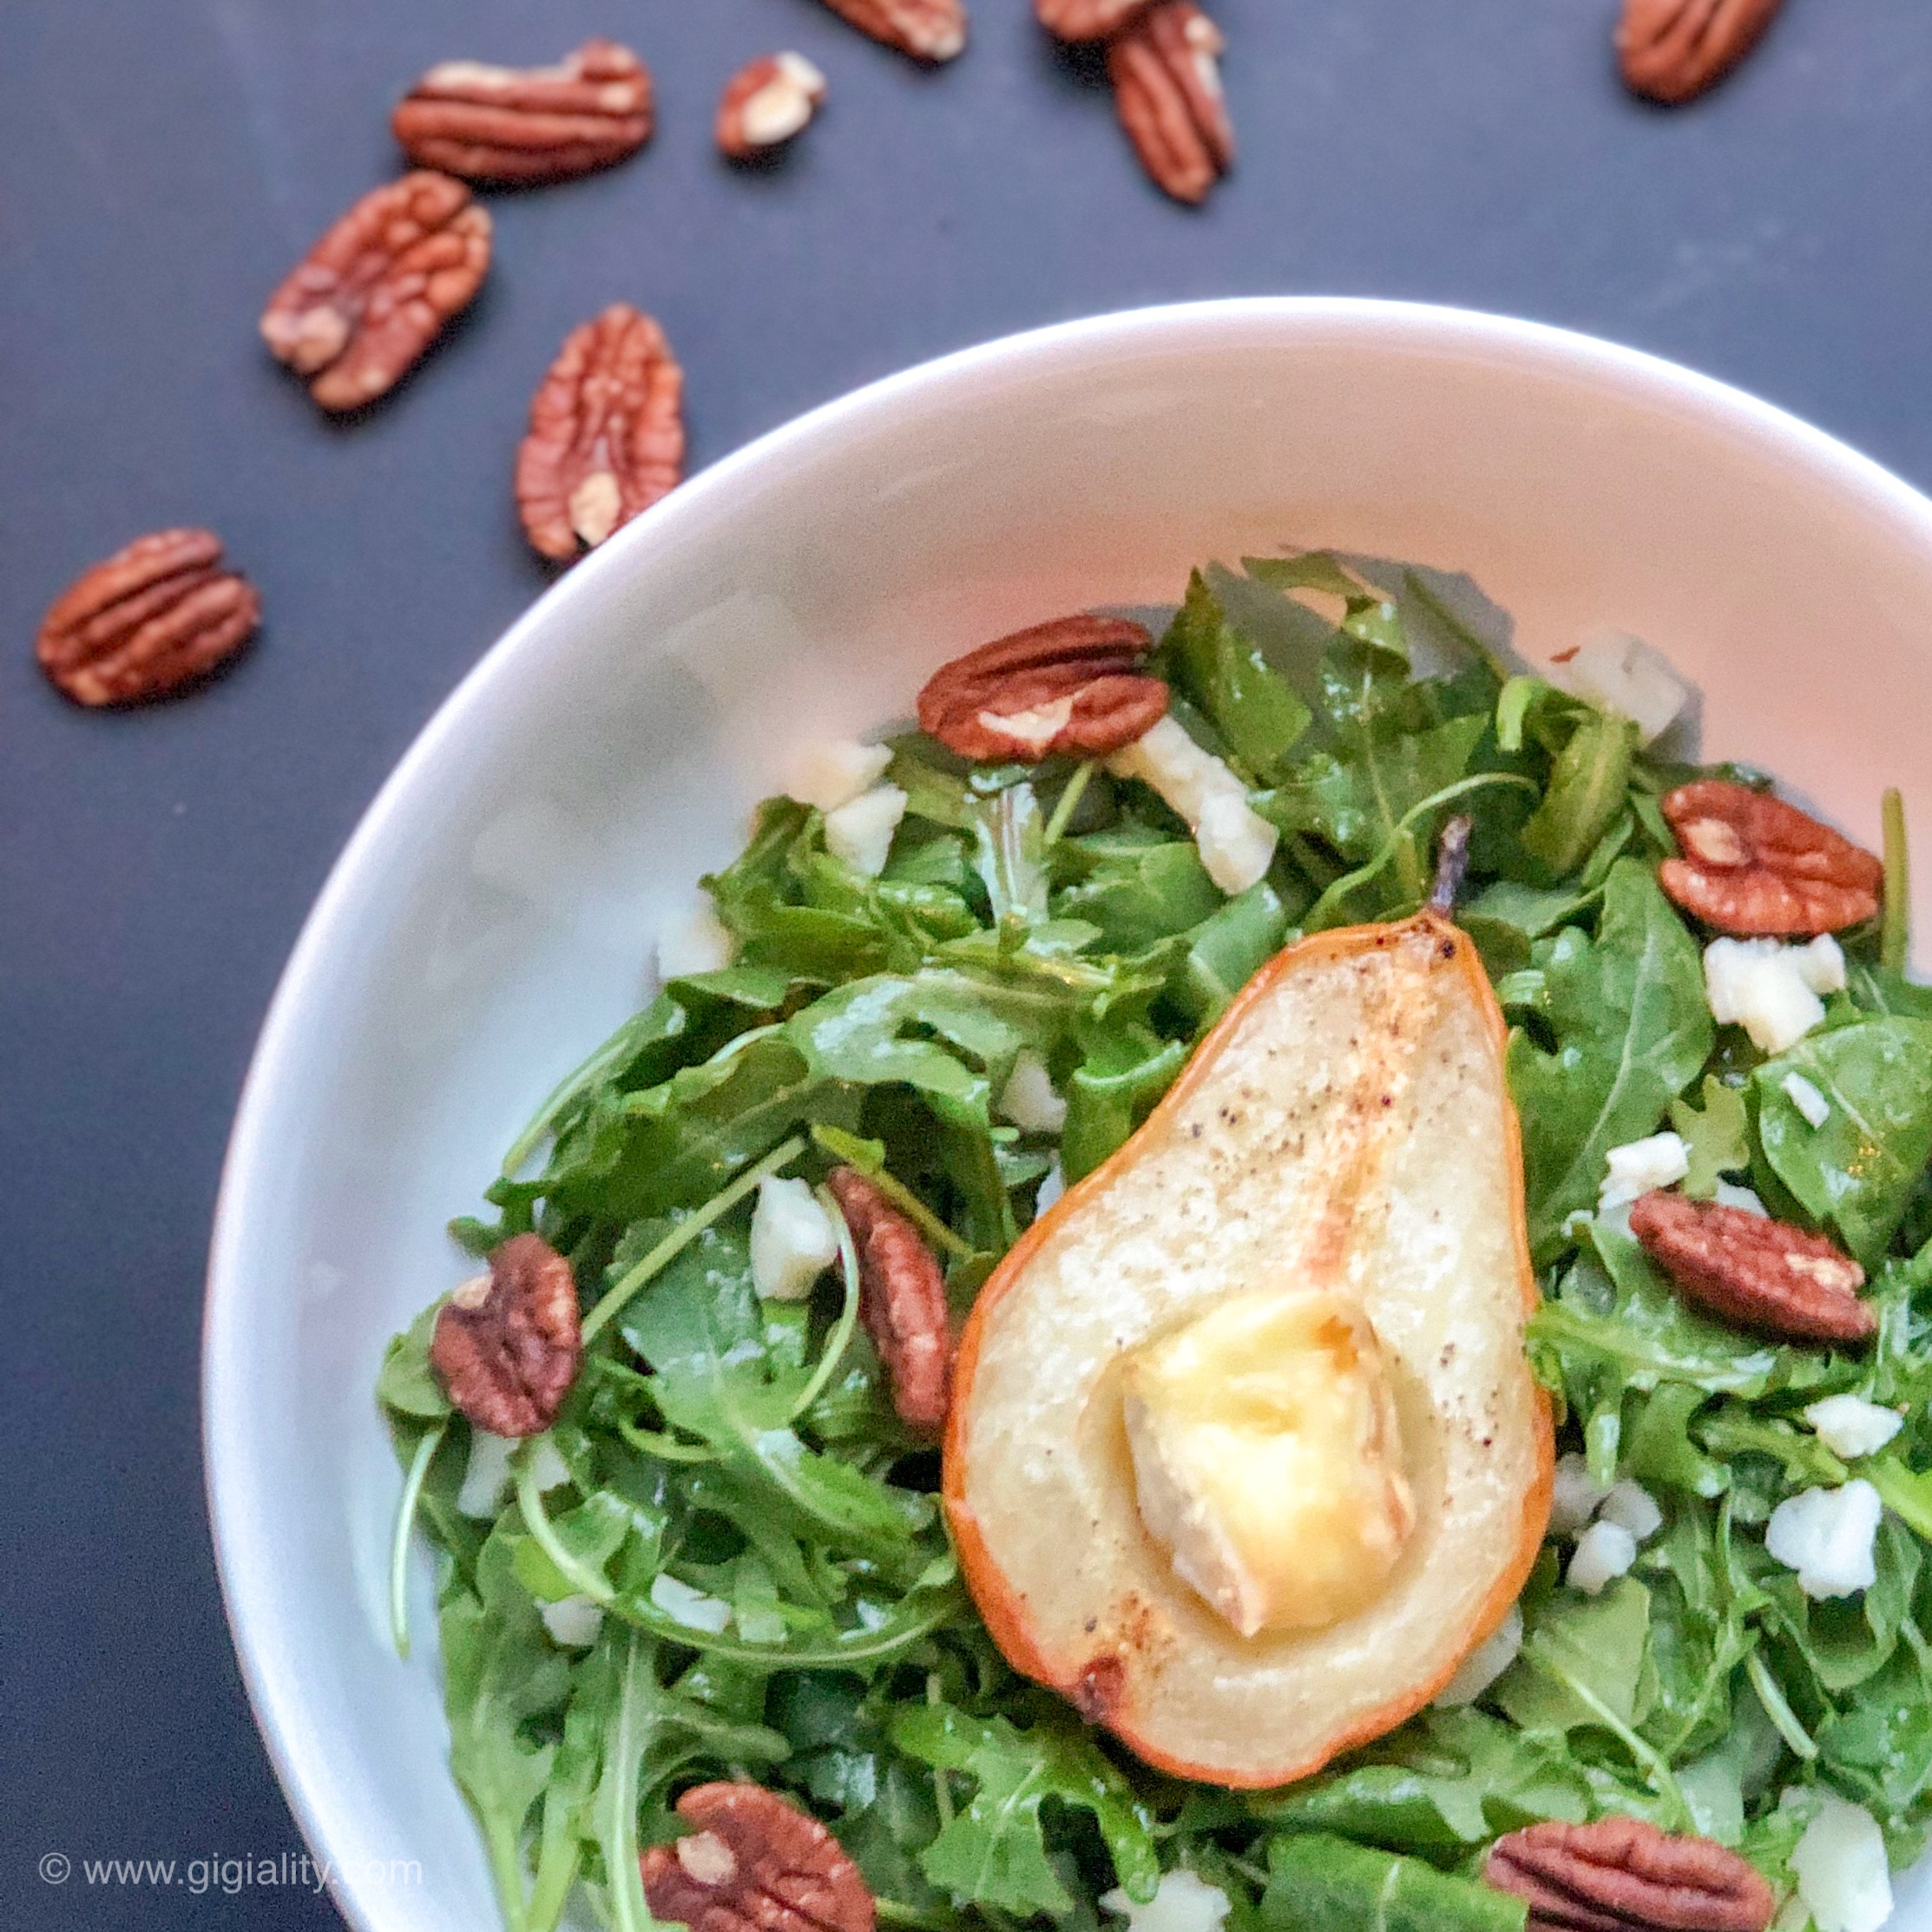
left=202, top=293, right=1932, bottom=1931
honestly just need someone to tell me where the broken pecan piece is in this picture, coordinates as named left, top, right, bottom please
left=1035, top=0, right=1151, bottom=40
left=1630, top=1191, right=1873, bottom=1346
left=642, top=1784, right=875, bottom=1932
left=430, top=1233, right=582, bottom=1437
left=1617, top=0, right=1782, bottom=106
left=392, top=39, right=653, bottom=182
left=1487, top=1817, right=1775, bottom=1932
left=260, top=173, right=490, bottom=412
left=1107, top=2, right=1233, bottom=206
left=917, top=614, right=1166, bottom=763
left=825, top=1168, right=953, bottom=1432
left=717, top=55, right=828, bottom=160
left=515, top=306, right=685, bottom=561
left=816, top=0, right=966, bottom=62
left=36, top=529, right=260, bottom=706
left=1659, top=780, right=1883, bottom=936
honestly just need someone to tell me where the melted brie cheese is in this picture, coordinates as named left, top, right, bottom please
left=1120, top=1286, right=1416, bottom=1638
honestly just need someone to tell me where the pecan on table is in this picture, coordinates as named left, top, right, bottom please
left=642, top=1784, right=876, bottom=1932
left=917, top=614, right=1166, bottom=763
left=717, top=54, right=828, bottom=161
left=815, top=0, right=967, bottom=63
left=515, top=306, right=684, bottom=561
left=1107, top=2, right=1233, bottom=206
left=260, top=173, right=490, bottom=413
left=36, top=529, right=260, bottom=707
left=1487, top=1817, right=1776, bottom=1932
left=825, top=1168, right=953, bottom=1433
left=1659, top=779, right=1883, bottom=936
left=1035, top=0, right=1151, bottom=41
left=430, top=1233, right=582, bottom=1437
left=392, top=39, right=653, bottom=183
left=1630, top=1191, right=1873, bottom=1347
left=1617, top=0, right=1783, bottom=106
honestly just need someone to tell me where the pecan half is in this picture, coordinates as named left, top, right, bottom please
left=1107, top=3, right=1233, bottom=206
left=825, top=1168, right=952, bottom=1432
left=1659, top=780, right=1883, bottom=936
left=1630, top=1191, right=1873, bottom=1346
left=1487, top=1817, right=1775, bottom=1932
left=1035, top=0, right=1150, bottom=40
left=392, top=39, right=653, bottom=182
left=642, top=1784, right=875, bottom=1932
left=717, top=55, right=828, bottom=161
left=260, top=173, right=491, bottom=412
left=36, top=529, right=260, bottom=706
left=430, top=1234, right=582, bottom=1437
left=917, top=614, right=1166, bottom=763
left=1618, top=0, right=1782, bottom=106
left=816, top=0, right=966, bottom=63
left=515, top=306, right=685, bottom=561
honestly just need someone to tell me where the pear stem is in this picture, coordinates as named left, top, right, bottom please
left=1429, top=814, right=1474, bottom=915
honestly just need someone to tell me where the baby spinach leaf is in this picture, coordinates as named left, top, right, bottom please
left=1248, top=1709, right=1590, bottom=1850
left=1508, top=862, right=1713, bottom=1258
left=1753, top=1017, right=1932, bottom=1269
left=1261, top=1832, right=1527, bottom=1932
left=890, top=1702, right=1159, bottom=1916
left=1157, top=572, right=1311, bottom=784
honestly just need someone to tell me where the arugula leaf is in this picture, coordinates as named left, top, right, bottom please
left=378, top=1301, right=450, bottom=1421
left=890, top=1701, right=1159, bottom=1915
left=1753, top=1017, right=1932, bottom=1269
left=1173, top=882, right=1291, bottom=1025
left=1516, top=711, right=1639, bottom=879
left=1061, top=1028, right=1190, bottom=1182
left=1670, top=1078, right=1751, bottom=1199
left=1508, top=862, right=1713, bottom=1258
left=440, top=1531, right=572, bottom=1928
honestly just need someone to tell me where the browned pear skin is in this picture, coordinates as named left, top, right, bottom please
left=944, top=910, right=1553, bottom=1789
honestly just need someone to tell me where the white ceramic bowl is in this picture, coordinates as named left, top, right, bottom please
left=207, top=299, right=1932, bottom=1932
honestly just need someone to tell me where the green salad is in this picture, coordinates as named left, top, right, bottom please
left=379, top=549, right=1932, bottom=1932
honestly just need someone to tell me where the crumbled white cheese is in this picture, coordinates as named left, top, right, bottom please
left=1433, top=1604, right=1524, bottom=1707
left=1704, top=937, right=1827, bottom=1055
left=1784, top=1789, right=1893, bottom=1932
left=1599, top=1479, right=1664, bottom=1543
left=823, top=783, right=908, bottom=877
left=1714, top=1180, right=1769, bottom=1216
left=785, top=739, right=893, bottom=813
left=1554, top=629, right=1692, bottom=746
left=999, top=1049, right=1068, bottom=1134
left=650, top=1574, right=733, bottom=1634
left=1101, top=1870, right=1232, bottom=1932
left=1105, top=717, right=1278, bottom=897
left=1765, top=1481, right=1882, bottom=1600
left=1033, top=1160, right=1066, bottom=1221
left=457, top=1429, right=517, bottom=1519
left=1804, top=1396, right=1904, bottom=1462
left=526, top=1434, right=573, bottom=1495
left=1798, top=934, right=1849, bottom=996
left=540, top=1594, right=605, bottom=1648
left=749, top=1175, right=839, bottom=1301
left=1549, top=1451, right=1613, bottom=1534
left=657, top=899, right=735, bottom=980
left=1567, top=1519, right=1639, bottom=1595
left=1599, top=1131, right=1691, bottom=1212
left=1195, top=790, right=1279, bottom=896
left=1784, top=1071, right=1833, bottom=1130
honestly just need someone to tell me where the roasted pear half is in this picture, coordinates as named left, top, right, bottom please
left=944, top=909, right=1552, bottom=1788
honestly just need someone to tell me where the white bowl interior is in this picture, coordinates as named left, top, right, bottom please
left=207, top=299, right=1932, bottom=1931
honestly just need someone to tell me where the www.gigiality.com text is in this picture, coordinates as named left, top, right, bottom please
left=37, top=1850, right=422, bottom=1894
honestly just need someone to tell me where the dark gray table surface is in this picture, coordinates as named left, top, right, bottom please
left=4, top=0, right=1929, bottom=1923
